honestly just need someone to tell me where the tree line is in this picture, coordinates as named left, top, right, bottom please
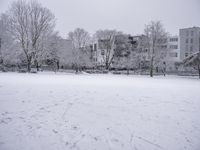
left=0, top=0, right=199, bottom=77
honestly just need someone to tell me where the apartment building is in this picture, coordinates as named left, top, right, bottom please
left=164, top=36, right=180, bottom=71
left=91, top=26, right=200, bottom=70
left=167, top=36, right=180, bottom=61
left=179, top=27, right=200, bottom=60
left=93, top=34, right=133, bottom=67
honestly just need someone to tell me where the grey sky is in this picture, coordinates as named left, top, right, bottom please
left=0, top=0, right=200, bottom=38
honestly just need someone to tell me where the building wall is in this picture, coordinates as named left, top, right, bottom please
left=96, top=39, right=108, bottom=66
left=166, top=36, right=180, bottom=62
left=92, top=27, right=200, bottom=70
left=164, top=36, right=180, bottom=71
left=179, top=27, right=200, bottom=60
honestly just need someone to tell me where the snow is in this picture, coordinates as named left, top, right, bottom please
left=0, top=72, right=200, bottom=150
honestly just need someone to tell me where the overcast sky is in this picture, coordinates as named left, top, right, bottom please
left=0, top=0, right=200, bottom=38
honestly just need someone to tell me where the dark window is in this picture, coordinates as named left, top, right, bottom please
left=186, top=31, right=189, bottom=36
left=185, top=45, right=188, bottom=51
left=94, top=44, right=97, bottom=51
left=190, top=46, right=193, bottom=51
left=191, top=31, right=194, bottom=36
left=169, top=38, right=178, bottom=42
left=170, top=45, right=178, bottom=49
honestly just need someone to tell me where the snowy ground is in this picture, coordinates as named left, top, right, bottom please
left=0, top=72, right=200, bottom=150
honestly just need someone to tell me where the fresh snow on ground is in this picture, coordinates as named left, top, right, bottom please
left=0, top=72, right=200, bottom=150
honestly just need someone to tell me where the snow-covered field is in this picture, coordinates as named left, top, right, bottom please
left=0, top=72, right=200, bottom=150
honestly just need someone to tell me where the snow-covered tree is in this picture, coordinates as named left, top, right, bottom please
left=68, top=28, right=91, bottom=72
left=183, top=52, right=200, bottom=79
left=6, top=0, right=55, bottom=72
left=112, top=34, right=132, bottom=73
left=0, top=14, right=20, bottom=68
left=144, top=21, right=168, bottom=77
left=43, top=33, right=72, bottom=71
left=94, top=29, right=121, bottom=70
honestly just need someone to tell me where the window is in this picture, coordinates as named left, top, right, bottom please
left=169, top=38, right=178, bottom=42
left=186, top=39, right=188, bottom=43
left=169, top=52, right=178, bottom=57
left=161, top=45, right=167, bottom=49
left=190, top=38, right=193, bottom=44
left=190, top=46, right=193, bottom=51
left=158, top=38, right=167, bottom=44
left=185, top=45, right=188, bottom=51
left=94, top=44, right=97, bottom=51
left=191, top=31, right=194, bottom=36
left=170, top=45, right=178, bottom=49
left=186, top=31, right=189, bottom=36
left=93, top=58, right=97, bottom=62
left=185, top=53, right=188, bottom=57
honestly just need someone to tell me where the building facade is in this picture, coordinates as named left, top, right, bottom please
left=166, top=36, right=180, bottom=62
left=90, top=26, right=200, bottom=71
left=164, top=36, right=180, bottom=71
left=179, top=27, right=200, bottom=60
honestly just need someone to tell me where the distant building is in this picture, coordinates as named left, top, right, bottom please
left=167, top=36, right=180, bottom=61
left=165, top=36, right=180, bottom=71
left=96, top=39, right=110, bottom=66
left=94, top=34, right=137, bottom=68
left=179, top=27, right=200, bottom=60
left=90, top=26, right=200, bottom=71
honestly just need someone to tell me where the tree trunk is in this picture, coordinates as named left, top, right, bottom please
left=75, top=64, right=78, bottom=73
left=163, top=65, right=166, bottom=76
left=150, top=57, right=154, bottom=77
left=150, top=68, right=153, bottom=77
left=56, top=60, right=60, bottom=70
left=36, top=61, right=39, bottom=72
left=27, top=60, right=31, bottom=72
left=106, top=62, right=109, bottom=70
left=26, top=55, right=32, bottom=72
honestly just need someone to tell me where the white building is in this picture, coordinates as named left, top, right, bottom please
left=179, top=27, right=200, bottom=60
left=165, top=36, right=181, bottom=71
left=167, top=36, right=180, bottom=61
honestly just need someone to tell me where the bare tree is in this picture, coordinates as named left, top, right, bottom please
left=144, top=21, right=168, bottom=77
left=95, top=29, right=121, bottom=70
left=0, top=14, right=11, bottom=65
left=6, top=0, right=55, bottom=72
left=43, top=32, right=70, bottom=71
left=0, top=14, right=20, bottom=69
left=68, top=28, right=91, bottom=72
left=183, top=52, right=200, bottom=79
left=112, top=34, right=133, bottom=73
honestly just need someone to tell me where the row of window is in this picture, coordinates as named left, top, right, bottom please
left=169, top=52, right=178, bottom=57
left=157, top=39, right=167, bottom=43
left=185, top=52, right=196, bottom=57
left=185, top=45, right=193, bottom=52
left=185, top=38, right=193, bottom=44
left=186, top=30, right=194, bottom=36
left=169, top=38, right=178, bottom=42
left=169, top=45, right=178, bottom=49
